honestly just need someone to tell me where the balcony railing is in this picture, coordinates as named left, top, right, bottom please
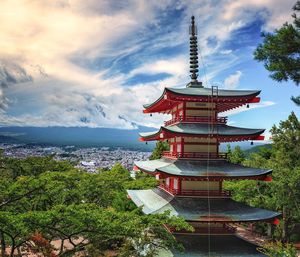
left=159, top=184, right=178, bottom=195
left=180, top=189, right=231, bottom=197
left=165, top=224, right=236, bottom=234
left=163, top=151, right=227, bottom=159
left=164, top=116, right=227, bottom=126
left=159, top=184, right=231, bottom=197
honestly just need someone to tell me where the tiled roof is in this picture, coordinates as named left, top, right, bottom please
left=127, top=188, right=280, bottom=222
left=135, top=158, right=272, bottom=178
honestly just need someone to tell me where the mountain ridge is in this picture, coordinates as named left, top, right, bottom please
left=0, top=126, right=270, bottom=151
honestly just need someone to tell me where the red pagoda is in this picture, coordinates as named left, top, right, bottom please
left=128, top=16, right=280, bottom=256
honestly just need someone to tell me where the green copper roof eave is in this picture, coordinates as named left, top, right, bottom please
left=127, top=188, right=280, bottom=222
left=134, top=158, right=272, bottom=178
left=143, top=87, right=261, bottom=110
left=135, top=158, right=175, bottom=173
left=167, top=87, right=261, bottom=97
left=164, top=123, right=265, bottom=136
left=139, top=123, right=265, bottom=139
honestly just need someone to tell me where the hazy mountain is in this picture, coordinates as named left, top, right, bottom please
left=243, top=144, right=272, bottom=156
left=0, top=126, right=268, bottom=152
left=0, top=126, right=155, bottom=151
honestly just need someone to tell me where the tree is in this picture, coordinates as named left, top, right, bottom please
left=149, top=141, right=169, bottom=160
left=270, top=111, right=300, bottom=169
left=225, top=112, right=300, bottom=242
left=257, top=241, right=297, bottom=257
left=268, top=112, right=300, bottom=242
left=227, top=145, right=245, bottom=164
left=254, top=1, right=300, bottom=105
left=0, top=157, right=190, bottom=256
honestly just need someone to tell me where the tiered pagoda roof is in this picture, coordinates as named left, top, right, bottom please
left=128, top=188, right=280, bottom=222
left=143, top=87, right=261, bottom=114
left=139, top=123, right=265, bottom=142
left=134, top=158, right=272, bottom=179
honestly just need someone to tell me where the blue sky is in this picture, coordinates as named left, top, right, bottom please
left=0, top=0, right=299, bottom=141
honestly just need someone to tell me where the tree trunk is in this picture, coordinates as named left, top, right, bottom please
left=282, top=206, right=290, bottom=242
left=17, top=247, right=22, bottom=257
left=0, top=231, right=6, bottom=257
left=267, top=223, right=274, bottom=238
left=8, top=236, right=15, bottom=257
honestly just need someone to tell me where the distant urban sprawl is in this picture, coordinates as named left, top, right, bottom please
left=1, top=144, right=151, bottom=172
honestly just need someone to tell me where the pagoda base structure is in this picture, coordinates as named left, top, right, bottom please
left=157, top=234, right=266, bottom=257
left=128, top=188, right=276, bottom=256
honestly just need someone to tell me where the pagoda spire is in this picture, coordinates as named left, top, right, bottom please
left=187, top=16, right=203, bottom=88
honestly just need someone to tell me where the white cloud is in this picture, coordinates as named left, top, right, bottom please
left=220, top=0, right=295, bottom=30
left=129, top=56, right=188, bottom=78
left=224, top=71, right=242, bottom=89
left=220, top=50, right=233, bottom=55
left=220, top=101, right=276, bottom=117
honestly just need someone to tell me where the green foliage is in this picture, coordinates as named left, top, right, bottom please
left=257, top=241, right=297, bottom=257
left=254, top=1, right=300, bottom=105
left=291, top=95, right=300, bottom=105
left=243, top=144, right=273, bottom=159
left=149, top=141, right=169, bottom=160
left=125, top=172, right=158, bottom=190
left=0, top=157, right=189, bottom=256
left=3, top=155, right=74, bottom=179
left=225, top=112, right=300, bottom=242
left=270, top=112, right=300, bottom=169
left=225, top=180, right=269, bottom=208
left=227, top=145, right=245, bottom=164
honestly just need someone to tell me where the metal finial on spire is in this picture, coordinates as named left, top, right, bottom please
left=187, top=16, right=202, bottom=88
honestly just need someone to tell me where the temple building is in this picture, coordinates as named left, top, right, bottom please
left=127, top=16, right=280, bottom=256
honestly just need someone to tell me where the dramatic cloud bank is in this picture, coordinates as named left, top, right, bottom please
left=0, top=0, right=296, bottom=128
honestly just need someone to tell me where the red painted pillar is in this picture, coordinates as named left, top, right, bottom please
left=181, top=137, right=184, bottom=157
left=178, top=177, right=182, bottom=195
left=183, top=102, right=186, bottom=121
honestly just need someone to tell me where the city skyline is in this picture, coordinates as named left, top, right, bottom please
left=0, top=0, right=299, bottom=141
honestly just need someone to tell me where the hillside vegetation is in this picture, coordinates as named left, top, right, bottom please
left=0, top=156, right=190, bottom=256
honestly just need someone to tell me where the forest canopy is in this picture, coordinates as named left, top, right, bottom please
left=0, top=156, right=190, bottom=257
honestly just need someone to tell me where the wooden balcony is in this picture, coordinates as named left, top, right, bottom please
left=159, top=184, right=231, bottom=198
left=166, top=224, right=236, bottom=235
left=164, top=116, right=228, bottom=126
left=163, top=151, right=227, bottom=159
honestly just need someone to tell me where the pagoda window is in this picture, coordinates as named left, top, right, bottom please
left=170, top=144, right=174, bottom=152
left=182, top=181, right=219, bottom=191
left=186, top=102, right=215, bottom=108
left=184, top=137, right=217, bottom=143
left=166, top=177, right=170, bottom=186
left=186, top=109, right=215, bottom=117
left=177, top=144, right=181, bottom=153
left=173, top=178, right=178, bottom=190
left=184, top=144, right=217, bottom=153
